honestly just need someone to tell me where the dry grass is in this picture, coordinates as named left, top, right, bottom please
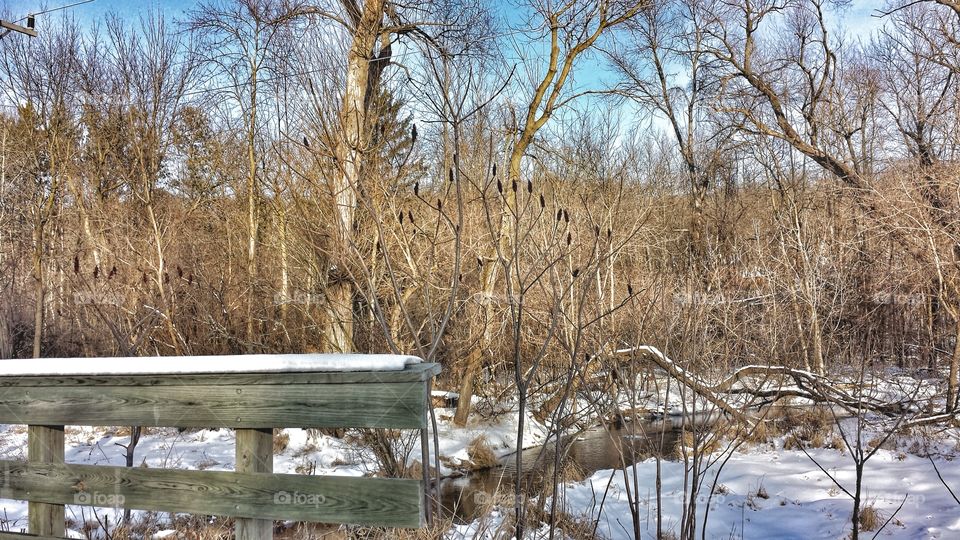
left=527, top=502, right=596, bottom=540
left=466, top=435, right=499, bottom=470
left=559, top=460, right=587, bottom=483
left=776, top=406, right=834, bottom=449
left=744, top=419, right=770, bottom=444
left=859, top=503, right=880, bottom=532
left=274, top=428, right=291, bottom=454
left=828, top=434, right=846, bottom=451
left=66, top=511, right=235, bottom=539
left=403, top=459, right=439, bottom=480
left=348, top=518, right=456, bottom=539
left=675, top=429, right=722, bottom=455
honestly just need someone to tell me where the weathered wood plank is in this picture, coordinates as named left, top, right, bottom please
left=27, top=426, right=64, bottom=537
left=0, top=460, right=423, bottom=528
left=235, top=428, right=273, bottom=539
left=0, top=363, right=442, bottom=387
left=0, top=381, right=427, bottom=428
left=0, top=533, right=67, bottom=540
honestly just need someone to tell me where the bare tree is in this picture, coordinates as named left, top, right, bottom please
left=188, top=0, right=300, bottom=352
left=455, top=0, right=646, bottom=426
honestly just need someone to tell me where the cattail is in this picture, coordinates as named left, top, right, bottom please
left=497, top=179, right=503, bottom=194
left=492, top=163, right=497, bottom=177
left=572, top=268, right=579, bottom=278
left=556, top=208, right=562, bottom=221
left=399, top=211, right=404, bottom=224
left=188, top=274, right=194, bottom=285
left=594, top=225, right=600, bottom=237
left=607, top=228, right=612, bottom=239
left=627, top=283, right=634, bottom=296
left=511, top=179, right=517, bottom=192
left=93, top=265, right=99, bottom=279
left=408, top=210, right=414, bottom=224
left=540, top=193, right=545, bottom=208
left=566, top=232, right=572, bottom=245
left=411, top=123, right=418, bottom=144
left=437, top=198, right=442, bottom=211
left=177, top=265, right=183, bottom=279
left=477, top=257, right=483, bottom=268
left=302, top=136, right=310, bottom=149
left=527, top=179, right=533, bottom=193
left=109, top=266, right=117, bottom=280
left=449, top=167, right=455, bottom=183
left=563, top=209, right=570, bottom=223
left=163, top=272, right=170, bottom=284
left=142, top=272, right=148, bottom=284
left=414, top=181, right=419, bottom=196
left=73, top=255, right=80, bottom=274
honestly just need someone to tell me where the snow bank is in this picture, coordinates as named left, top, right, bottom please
left=556, top=447, right=960, bottom=539
left=0, top=353, right=422, bottom=376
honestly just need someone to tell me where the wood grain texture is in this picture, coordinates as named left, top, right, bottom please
left=0, top=381, right=427, bottom=428
left=27, top=426, right=64, bottom=537
left=0, top=459, right=423, bottom=528
left=235, top=428, right=274, bottom=539
left=0, top=363, right=442, bottom=387
left=0, top=533, right=67, bottom=540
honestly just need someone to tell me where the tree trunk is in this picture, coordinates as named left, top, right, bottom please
left=454, top=134, right=525, bottom=425
left=453, top=259, right=498, bottom=426
left=246, top=68, right=260, bottom=353
left=325, top=0, right=388, bottom=353
left=32, top=226, right=43, bottom=359
left=947, top=316, right=960, bottom=412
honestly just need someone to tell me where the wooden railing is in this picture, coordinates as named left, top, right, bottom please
left=0, top=358, right=440, bottom=539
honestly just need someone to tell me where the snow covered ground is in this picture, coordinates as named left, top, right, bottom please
left=557, top=446, right=960, bottom=540
left=0, top=384, right=957, bottom=538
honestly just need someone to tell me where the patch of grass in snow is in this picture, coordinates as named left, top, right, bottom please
left=466, top=436, right=498, bottom=470
left=774, top=406, right=833, bottom=450
left=273, top=428, right=290, bottom=454
left=858, top=503, right=880, bottom=532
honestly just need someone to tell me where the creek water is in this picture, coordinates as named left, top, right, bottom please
left=439, top=419, right=686, bottom=523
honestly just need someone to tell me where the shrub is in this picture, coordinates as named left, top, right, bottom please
left=859, top=504, right=879, bottom=531
left=467, top=435, right=499, bottom=470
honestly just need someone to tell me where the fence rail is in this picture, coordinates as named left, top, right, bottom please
left=0, top=358, right=440, bottom=539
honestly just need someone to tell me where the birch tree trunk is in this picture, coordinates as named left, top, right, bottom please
left=326, top=0, right=389, bottom=353
left=246, top=66, right=260, bottom=352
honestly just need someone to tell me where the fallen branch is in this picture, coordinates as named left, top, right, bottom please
left=608, top=346, right=939, bottom=426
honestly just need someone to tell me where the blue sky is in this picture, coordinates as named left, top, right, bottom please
left=11, top=0, right=884, bottom=33
left=10, top=0, right=195, bottom=26
left=5, top=0, right=889, bottom=134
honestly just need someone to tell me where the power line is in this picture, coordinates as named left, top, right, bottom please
left=1, top=0, right=96, bottom=39
left=15, top=0, right=96, bottom=22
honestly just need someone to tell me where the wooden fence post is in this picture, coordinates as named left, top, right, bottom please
left=28, top=425, right=64, bottom=536
left=235, top=428, right=274, bottom=540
